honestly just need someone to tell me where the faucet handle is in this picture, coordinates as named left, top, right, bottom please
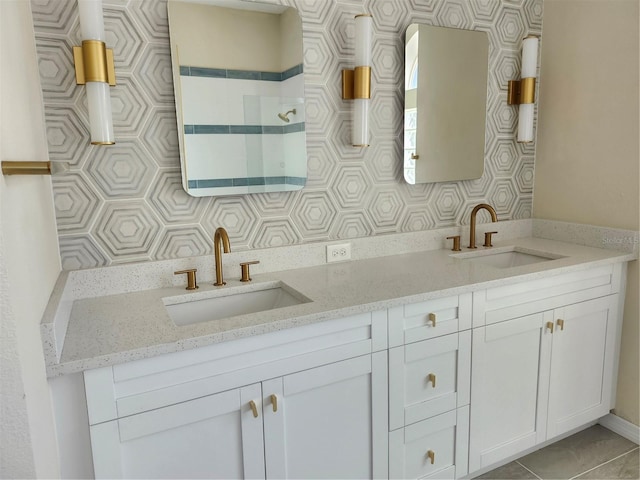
left=240, top=261, right=260, bottom=282
left=174, top=268, right=198, bottom=290
left=446, top=235, right=461, bottom=252
left=483, top=231, right=498, bottom=247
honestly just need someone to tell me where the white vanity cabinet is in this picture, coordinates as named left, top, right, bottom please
left=84, top=311, right=389, bottom=479
left=78, top=260, right=628, bottom=480
left=388, top=294, right=473, bottom=479
left=468, top=264, right=624, bottom=473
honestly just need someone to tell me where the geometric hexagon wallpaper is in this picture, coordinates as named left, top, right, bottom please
left=31, top=0, right=543, bottom=270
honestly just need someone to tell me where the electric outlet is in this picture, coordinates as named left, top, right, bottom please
left=326, top=243, right=352, bottom=263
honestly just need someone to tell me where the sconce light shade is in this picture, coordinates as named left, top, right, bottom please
left=341, top=14, right=373, bottom=147
left=508, top=35, right=539, bottom=143
left=74, top=0, right=115, bottom=145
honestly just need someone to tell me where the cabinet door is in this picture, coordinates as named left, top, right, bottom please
left=90, top=384, right=265, bottom=479
left=468, top=312, right=552, bottom=473
left=262, top=353, right=388, bottom=479
left=547, top=295, right=619, bottom=438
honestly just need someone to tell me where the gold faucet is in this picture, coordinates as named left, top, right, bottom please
left=213, top=227, right=231, bottom=286
left=468, top=203, right=498, bottom=249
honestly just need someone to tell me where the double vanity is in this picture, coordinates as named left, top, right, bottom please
left=42, top=221, right=636, bottom=479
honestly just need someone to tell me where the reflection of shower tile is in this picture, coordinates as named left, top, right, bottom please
left=185, top=135, right=246, bottom=179
left=230, top=126, right=262, bottom=134
left=282, top=64, right=303, bottom=80
left=186, top=67, right=226, bottom=78
left=245, top=135, right=264, bottom=178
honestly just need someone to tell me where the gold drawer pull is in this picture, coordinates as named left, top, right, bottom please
left=249, top=400, right=259, bottom=418
left=428, top=313, right=436, bottom=327
left=270, top=394, right=278, bottom=413
left=427, top=450, right=435, bottom=464
left=546, top=321, right=554, bottom=334
left=427, top=373, right=436, bottom=388
left=557, top=319, right=565, bottom=331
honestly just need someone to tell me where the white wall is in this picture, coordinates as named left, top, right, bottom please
left=534, top=0, right=639, bottom=425
left=0, top=0, right=62, bottom=477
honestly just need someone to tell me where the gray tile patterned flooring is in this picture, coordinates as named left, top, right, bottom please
left=475, top=425, right=639, bottom=480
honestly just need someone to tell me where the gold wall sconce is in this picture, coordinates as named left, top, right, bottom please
left=341, top=14, right=373, bottom=147
left=1, top=161, right=69, bottom=176
left=507, top=35, right=539, bottom=143
left=73, top=0, right=116, bottom=145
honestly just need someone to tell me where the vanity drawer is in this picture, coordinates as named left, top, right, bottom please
left=472, top=264, right=622, bottom=327
left=388, top=293, right=472, bottom=348
left=389, top=406, right=469, bottom=480
left=389, top=331, right=471, bottom=430
left=84, top=311, right=386, bottom=425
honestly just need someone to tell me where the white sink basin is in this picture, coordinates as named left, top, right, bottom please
left=452, top=247, right=563, bottom=269
left=164, top=282, right=311, bottom=326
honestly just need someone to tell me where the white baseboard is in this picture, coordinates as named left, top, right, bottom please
left=599, top=413, right=640, bottom=444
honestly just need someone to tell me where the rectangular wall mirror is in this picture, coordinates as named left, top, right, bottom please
left=404, top=24, right=489, bottom=184
left=168, top=0, right=307, bottom=197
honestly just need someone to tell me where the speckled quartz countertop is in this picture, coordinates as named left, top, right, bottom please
left=44, top=233, right=636, bottom=377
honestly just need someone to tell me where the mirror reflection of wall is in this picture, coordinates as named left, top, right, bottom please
left=168, top=0, right=307, bottom=197
left=404, top=24, right=489, bottom=185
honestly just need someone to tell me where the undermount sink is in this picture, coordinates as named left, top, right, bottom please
left=452, top=247, right=563, bottom=269
left=164, top=282, right=311, bottom=327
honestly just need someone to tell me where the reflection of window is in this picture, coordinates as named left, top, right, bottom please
left=405, top=29, right=419, bottom=90
left=404, top=29, right=419, bottom=184
left=408, top=59, right=418, bottom=90
left=404, top=108, right=416, bottom=184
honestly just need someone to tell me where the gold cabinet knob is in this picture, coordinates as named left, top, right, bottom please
left=240, top=260, right=260, bottom=282
left=426, top=450, right=435, bottom=464
left=427, top=373, right=436, bottom=388
left=428, top=313, right=436, bottom=327
left=249, top=400, right=259, bottom=418
left=557, top=319, right=565, bottom=331
left=446, top=235, right=461, bottom=252
left=411, top=153, right=419, bottom=160
left=546, top=321, right=554, bottom=334
left=483, top=231, right=498, bottom=247
left=174, top=268, right=198, bottom=290
left=270, top=394, right=278, bottom=413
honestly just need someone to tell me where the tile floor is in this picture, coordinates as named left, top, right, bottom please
left=474, top=425, right=639, bottom=480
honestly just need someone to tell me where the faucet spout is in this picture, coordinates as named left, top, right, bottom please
left=468, top=203, right=498, bottom=249
left=214, top=227, right=231, bottom=286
